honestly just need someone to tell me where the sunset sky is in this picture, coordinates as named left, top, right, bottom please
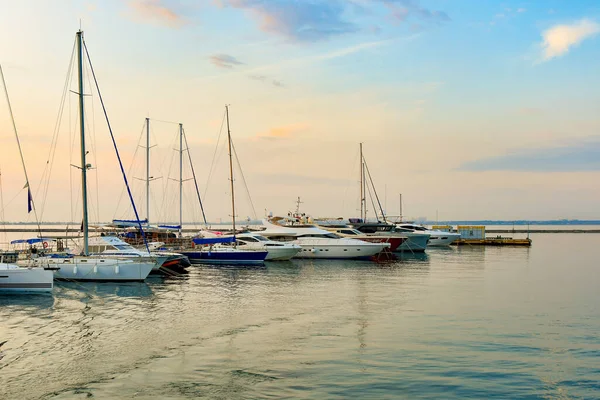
left=0, top=0, right=599, bottom=224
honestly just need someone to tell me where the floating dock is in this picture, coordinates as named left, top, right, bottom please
left=453, top=237, right=532, bottom=246
left=451, top=226, right=532, bottom=247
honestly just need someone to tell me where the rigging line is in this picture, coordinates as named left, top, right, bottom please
left=0, top=64, right=43, bottom=238
left=365, top=175, right=378, bottom=222
left=37, top=38, right=77, bottom=221
left=83, top=57, right=100, bottom=223
left=158, top=128, right=178, bottom=224
left=113, top=120, right=145, bottom=220
left=148, top=118, right=180, bottom=125
left=363, top=157, right=387, bottom=223
left=0, top=188, right=26, bottom=218
left=0, top=168, right=6, bottom=245
left=183, top=127, right=207, bottom=225
left=83, top=40, right=149, bottom=253
left=203, top=109, right=226, bottom=199
left=231, top=139, right=257, bottom=220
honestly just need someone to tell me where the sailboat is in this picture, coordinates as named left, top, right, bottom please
left=179, top=106, right=268, bottom=265
left=347, top=143, right=430, bottom=252
left=0, top=65, right=54, bottom=292
left=18, top=30, right=154, bottom=281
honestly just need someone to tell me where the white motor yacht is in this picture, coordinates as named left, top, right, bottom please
left=207, top=232, right=302, bottom=261
left=261, top=217, right=389, bottom=259
left=395, top=223, right=460, bottom=246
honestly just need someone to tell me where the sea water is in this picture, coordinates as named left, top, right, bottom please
left=0, top=233, right=598, bottom=399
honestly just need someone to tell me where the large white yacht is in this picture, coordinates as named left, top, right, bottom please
left=260, top=217, right=390, bottom=259
left=395, top=223, right=460, bottom=246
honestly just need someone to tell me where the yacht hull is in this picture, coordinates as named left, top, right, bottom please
left=396, top=234, right=429, bottom=252
left=0, top=264, right=54, bottom=292
left=293, top=242, right=388, bottom=259
left=20, top=257, right=154, bottom=282
left=180, top=250, right=268, bottom=266
left=427, top=233, right=461, bottom=246
left=265, top=247, right=302, bottom=261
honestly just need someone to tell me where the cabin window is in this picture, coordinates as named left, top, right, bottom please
left=242, top=237, right=259, bottom=243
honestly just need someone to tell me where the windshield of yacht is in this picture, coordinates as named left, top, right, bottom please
left=114, top=244, right=133, bottom=250
left=253, top=235, right=269, bottom=241
left=299, top=233, right=341, bottom=239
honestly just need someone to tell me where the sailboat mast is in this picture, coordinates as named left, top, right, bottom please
left=225, top=105, right=236, bottom=238
left=146, top=117, right=150, bottom=225
left=77, top=30, right=89, bottom=255
left=359, top=142, right=365, bottom=221
left=399, top=193, right=403, bottom=222
left=179, top=123, right=183, bottom=237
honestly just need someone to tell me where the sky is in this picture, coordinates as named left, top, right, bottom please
left=0, top=0, right=599, bottom=224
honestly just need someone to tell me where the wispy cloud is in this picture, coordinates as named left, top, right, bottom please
left=459, top=138, right=600, bottom=172
left=215, top=0, right=448, bottom=42
left=248, top=74, right=284, bottom=87
left=129, top=0, right=186, bottom=28
left=386, top=0, right=451, bottom=25
left=209, top=54, right=245, bottom=68
left=541, top=19, right=600, bottom=61
left=256, top=123, right=309, bottom=140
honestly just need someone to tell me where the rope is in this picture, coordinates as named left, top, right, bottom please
left=83, top=39, right=149, bottom=253
left=183, top=127, right=207, bottom=225
left=203, top=110, right=226, bottom=199
left=231, top=139, right=257, bottom=220
left=0, top=64, right=43, bottom=238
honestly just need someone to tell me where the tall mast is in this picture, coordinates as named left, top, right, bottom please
left=179, top=123, right=183, bottom=237
left=399, top=193, right=403, bottom=222
left=225, top=105, right=236, bottom=240
left=145, top=117, right=150, bottom=225
left=359, top=143, right=365, bottom=221
left=77, top=30, right=89, bottom=255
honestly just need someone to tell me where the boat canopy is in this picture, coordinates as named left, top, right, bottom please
left=112, top=218, right=149, bottom=227
left=158, top=225, right=181, bottom=230
left=193, top=237, right=236, bottom=245
left=10, top=238, right=55, bottom=245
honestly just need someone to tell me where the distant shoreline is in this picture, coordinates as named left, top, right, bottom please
left=2, top=220, right=600, bottom=226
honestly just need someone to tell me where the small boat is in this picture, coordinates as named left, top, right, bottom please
left=348, top=219, right=430, bottom=252
left=395, top=223, right=460, bottom=246
left=0, top=261, right=54, bottom=293
left=179, top=236, right=268, bottom=266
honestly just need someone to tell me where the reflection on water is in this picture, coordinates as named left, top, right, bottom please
left=1, top=234, right=599, bottom=399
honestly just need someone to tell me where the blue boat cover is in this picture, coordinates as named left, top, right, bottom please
left=158, top=225, right=181, bottom=229
left=112, top=218, right=149, bottom=227
left=10, top=238, right=55, bottom=245
left=192, top=237, right=236, bottom=245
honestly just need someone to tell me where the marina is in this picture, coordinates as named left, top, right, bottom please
left=0, top=1, right=598, bottom=396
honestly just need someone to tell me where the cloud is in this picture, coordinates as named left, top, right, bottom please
left=458, top=138, right=600, bottom=172
left=256, top=123, right=309, bottom=140
left=541, top=19, right=600, bottom=60
left=387, top=0, right=451, bottom=24
left=248, top=74, right=284, bottom=87
left=517, top=8, right=526, bottom=13
left=215, top=0, right=449, bottom=42
left=129, top=0, right=186, bottom=27
left=209, top=54, right=245, bottom=68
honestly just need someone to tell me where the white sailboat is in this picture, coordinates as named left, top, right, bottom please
left=20, top=31, right=154, bottom=281
left=0, top=65, right=54, bottom=292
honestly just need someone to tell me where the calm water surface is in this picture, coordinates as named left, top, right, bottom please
left=1, top=233, right=598, bottom=399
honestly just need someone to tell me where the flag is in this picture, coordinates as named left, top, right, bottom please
left=27, top=187, right=33, bottom=214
